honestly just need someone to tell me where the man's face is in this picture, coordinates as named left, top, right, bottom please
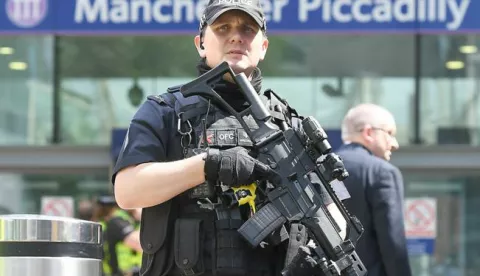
left=366, top=117, right=399, bottom=161
left=195, top=10, right=268, bottom=76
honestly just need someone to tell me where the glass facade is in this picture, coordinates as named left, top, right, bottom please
left=2, top=34, right=479, bottom=146
left=420, top=35, right=480, bottom=146
left=56, top=34, right=417, bottom=145
left=0, top=171, right=109, bottom=216
left=405, top=173, right=480, bottom=276
left=0, top=36, right=53, bottom=145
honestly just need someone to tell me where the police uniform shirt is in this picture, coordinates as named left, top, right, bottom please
left=112, top=97, right=175, bottom=183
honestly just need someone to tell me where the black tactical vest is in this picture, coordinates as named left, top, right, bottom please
left=139, top=87, right=297, bottom=276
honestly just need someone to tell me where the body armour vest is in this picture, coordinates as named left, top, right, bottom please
left=139, top=89, right=290, bottom=276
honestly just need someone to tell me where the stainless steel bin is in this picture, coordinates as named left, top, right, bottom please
left=0, top=214, right=103, bottom=276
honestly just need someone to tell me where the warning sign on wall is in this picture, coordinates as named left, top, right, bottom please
left=404, top=197, right=437, bottom=255
left=405, top=198, right=437, bottom=238
left=41, top=196, right=74, bottom=218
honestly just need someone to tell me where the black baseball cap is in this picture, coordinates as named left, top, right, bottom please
left=96, top=195, right=117, bottom=206
left=199, top=0, right=266, bottom=31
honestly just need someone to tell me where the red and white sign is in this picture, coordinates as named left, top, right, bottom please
left=41, top=196, right=74, bottom=218
left=404, top=198, right=437, bottom=239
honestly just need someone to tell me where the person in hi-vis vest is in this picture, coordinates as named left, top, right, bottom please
left=96, top=196, right=142, bottom=276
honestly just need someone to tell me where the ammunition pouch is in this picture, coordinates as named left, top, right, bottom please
left=215, top=211, right=245, bottom=275
left=139, top=201, right=175, bottom=276
left=174, top=218, right=205, bottom=276
left=215, top=208, right=272, bottom=276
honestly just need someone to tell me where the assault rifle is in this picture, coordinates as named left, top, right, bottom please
left=179, top=61, right=367, bottom=276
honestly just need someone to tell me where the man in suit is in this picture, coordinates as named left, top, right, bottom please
left=336, top=103, right=412, bottom=276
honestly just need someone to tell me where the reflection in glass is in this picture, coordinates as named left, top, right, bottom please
left=58, top=35, right=415, bottom=145
left=404, top=173, right=480, bottom=276
left=0, top=36, right=54, bottom=145
left=420, top=35, right=480, bottom=145
left=0, top=172, right=109, bottom=217
left=3, top=34, right=479, bottom=146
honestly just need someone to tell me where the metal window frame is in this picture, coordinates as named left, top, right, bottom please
left=391, top=145, right=480, bottom=177
left=0, top=146, right=110, bottom=174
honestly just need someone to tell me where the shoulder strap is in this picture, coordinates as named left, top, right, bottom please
left=148, top=85, right=213, bottom=124
left=263, top=89, right=302, bottom=125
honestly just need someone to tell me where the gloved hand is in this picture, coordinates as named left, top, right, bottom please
left=282, top=246, right=319, bottom=276
left=204, top=147, right=273, bottom=187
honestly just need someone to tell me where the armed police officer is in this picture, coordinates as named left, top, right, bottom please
left=112, top=1, right=352, bottom=275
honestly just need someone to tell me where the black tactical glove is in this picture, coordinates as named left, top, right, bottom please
left=282, top=246, right=319, bottom=276
left=204, top=147, right=272, bottom=187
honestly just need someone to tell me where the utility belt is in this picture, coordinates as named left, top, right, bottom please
left=168, top=200, right=275, bottom=276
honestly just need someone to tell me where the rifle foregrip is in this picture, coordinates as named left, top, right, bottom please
left=238, top=202, right=287, bottom=247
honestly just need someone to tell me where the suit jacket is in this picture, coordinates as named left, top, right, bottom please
left=336, top=143, right=412, bottom=276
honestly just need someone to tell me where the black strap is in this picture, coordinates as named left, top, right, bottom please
left=174, top=218, right=205, bottom=276
left=147, top=93, right=197, bottom=123
left=263, top=89, right=287, bottom=121
left=267, top=225, right=289, bottom=246
left=179, top=103, right=212, bottom=123
left=215, top=219, right=244, bottom=230
left=147, top=93, right=176, bottom=109
left=160, top=86, right=300, bottom=128
left=140, top=200, right=173, bottom=254
left=157, top=89, right=214, bottom=124
left=0, top=242, right=102, bottom=259
left=263, top=89, right=301, bottom=124
left=167, top=85, right=182, bottom=94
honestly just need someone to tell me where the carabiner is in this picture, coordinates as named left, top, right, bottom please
left=177, top=112, right=193, bottom=136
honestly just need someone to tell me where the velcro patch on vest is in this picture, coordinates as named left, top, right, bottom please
left=217, top=130, right=237, bottom=146
left=200, top=129, right=253, bottom=147
left=237, top=129, right=251, bottom=145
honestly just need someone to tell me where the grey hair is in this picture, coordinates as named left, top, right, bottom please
left=341, top=103, right=394, bottom=142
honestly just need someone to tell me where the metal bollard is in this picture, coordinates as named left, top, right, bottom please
left=0, top=214, right=103, bottom=276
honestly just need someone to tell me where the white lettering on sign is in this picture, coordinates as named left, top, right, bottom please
left=298, top=0, right=470, bottom=30
left=218, top=0, right=253, bottom=5
left=73, top=0, right=471, bottom=31
left=74, top=0, right=290, bottom=24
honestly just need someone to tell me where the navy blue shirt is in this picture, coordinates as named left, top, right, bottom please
left=112, top=99, right=175, bottom=183
left=111, top=95, right=350, bottom=203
